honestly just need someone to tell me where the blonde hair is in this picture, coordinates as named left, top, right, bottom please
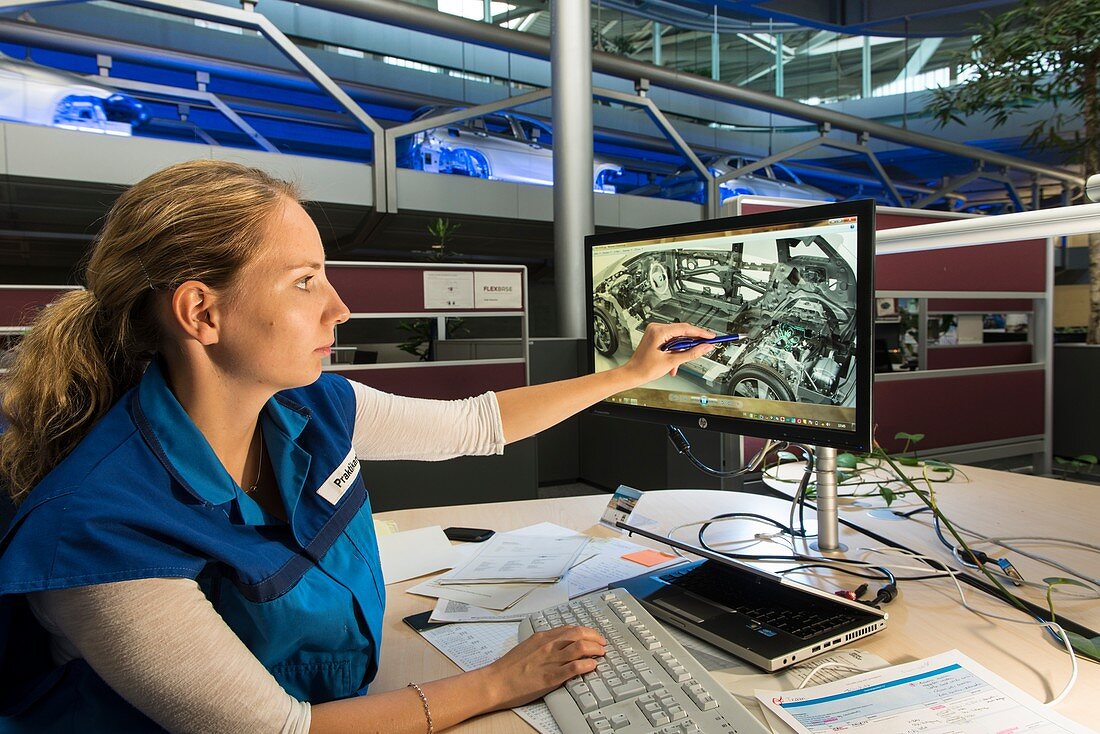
left=0, top=159, right=299, bottom=505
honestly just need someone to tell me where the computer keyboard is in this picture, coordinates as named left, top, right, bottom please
left=518, top=589, right=769, bottom=734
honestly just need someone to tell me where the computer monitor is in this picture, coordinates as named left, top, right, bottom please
left=585, top=199, right=875, bottom=455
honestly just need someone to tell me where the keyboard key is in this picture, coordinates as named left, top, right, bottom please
left=573, top=692, right=598, bottom=713
left=586, top=714, right=613, bottom=734
left=588, top=679, right=615, bottom=707
left=609, top=713, right=631, bottom=730
left=640, top=670, right=663, bottom=690
left=611, top=680, right=647, bottom=701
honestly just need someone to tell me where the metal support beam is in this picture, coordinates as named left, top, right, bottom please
left=86, top=74, right=278, bottom=152
left=715, top=136, right=827, bottom=184
left=892, top=37, right=942, bottom=84
left=653, top=21, right=662, bottom=65
left=0, top=0, right=388, bottom=211
left=593, top=86, right=716, bottom=218
left=912, top=169, right=984, bottom=210
left=714, top=129, right=905, bottom=206
left=551, top=0, right=592, bottom=339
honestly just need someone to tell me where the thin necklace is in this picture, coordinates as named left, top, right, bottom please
left=247, top=429, right=264, bottom=494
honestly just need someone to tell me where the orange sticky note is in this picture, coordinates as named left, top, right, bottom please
left=623, top=549, right=677, bottom=567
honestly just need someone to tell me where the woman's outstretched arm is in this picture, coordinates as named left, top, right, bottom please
left=495, top=322, right=715, bottom=444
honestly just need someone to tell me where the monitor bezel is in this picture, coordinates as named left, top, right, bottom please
left=584, top=199, right=875, bottom=454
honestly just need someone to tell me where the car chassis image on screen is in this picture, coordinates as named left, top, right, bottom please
left=589, top=204, right=870, bottom=438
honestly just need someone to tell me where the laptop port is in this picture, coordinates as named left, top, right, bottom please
left=811, top=645, right=821, bottom=652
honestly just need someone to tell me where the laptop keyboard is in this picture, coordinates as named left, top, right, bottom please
left=659, top=563, right=859, bottom=640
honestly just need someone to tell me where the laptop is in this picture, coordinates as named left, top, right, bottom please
left=613, top=522, right=887, bottom=672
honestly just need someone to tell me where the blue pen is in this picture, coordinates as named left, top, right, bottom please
left=659, top=334, right=743, bottom=352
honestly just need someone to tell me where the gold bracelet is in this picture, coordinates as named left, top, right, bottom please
left=407, top=682, right=434, bottom=734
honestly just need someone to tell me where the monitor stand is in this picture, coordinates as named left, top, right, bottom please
left=810, top=446, right=847, bottom=552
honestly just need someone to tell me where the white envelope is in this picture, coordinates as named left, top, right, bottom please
left=377, top=525, right=459, bottom=585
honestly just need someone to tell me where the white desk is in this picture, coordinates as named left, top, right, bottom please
left=371, top=482, right=1098, bottom=731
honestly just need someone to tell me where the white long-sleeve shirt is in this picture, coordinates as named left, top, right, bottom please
left=27, top=380, right=506, bottom=734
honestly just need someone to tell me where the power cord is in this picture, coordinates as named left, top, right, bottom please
left=665, top=426, right=776, bottom=478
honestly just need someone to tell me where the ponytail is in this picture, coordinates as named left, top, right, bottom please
left=0, top=289, right=149, bottom=504
left=0, top=159, right=298, bottom=505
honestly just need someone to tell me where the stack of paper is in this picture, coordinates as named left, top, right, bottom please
left=407, top=522, right=684, bottom=623
left=442, top=533, right=590, bottom=584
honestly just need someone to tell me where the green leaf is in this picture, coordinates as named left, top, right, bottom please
left=1077, top=454, right=1098, bottom=464
left=1043, top=577, right=1091, bottom=589
left=894, top=431, right=914, bottom=440
left=908, top=433, right=925, bottom=443
left=777, top=451, right=797, bottom=463
left=897, top=456, right=921, bottom=466
left=836, top=453, right=858, bottom=468
left=1065, top=632, right=1100, bottom=662
left=837, top=470, right=855, bottom=483
left=879, top=485, right=897, bottom=506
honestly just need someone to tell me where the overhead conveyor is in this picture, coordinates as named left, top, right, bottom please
left=0, top=0, right=1085, bottom=220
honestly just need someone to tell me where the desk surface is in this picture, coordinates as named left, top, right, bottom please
left=373, top=479, right=1098, bottom=732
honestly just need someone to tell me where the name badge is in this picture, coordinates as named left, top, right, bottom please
left=317, top=447, right=360, bottom=505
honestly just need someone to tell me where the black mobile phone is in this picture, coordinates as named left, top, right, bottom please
left=443, top=527, right=495, bottom=543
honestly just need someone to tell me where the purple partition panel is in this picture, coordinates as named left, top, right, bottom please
left=0, top=288, right=78, bottom=326
left=331, top=362, right=526, bottom=400
left=327, top=266, right=525, bottom=314
left=926, top=344, right=1033, bottom=370
left=874, top=370, right=1044, bottom=453
left=878, top=239, right=1045, bottom=293
left=928, top=299, right=1034, bottom=312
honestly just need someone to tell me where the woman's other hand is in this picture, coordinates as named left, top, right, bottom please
left=481, top=625, right=607, bottom=710
left=622, top=322, right=716, bottom=383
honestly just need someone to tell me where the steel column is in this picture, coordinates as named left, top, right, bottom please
left=775, top=32, right=784, bottom=97
left=653, top=21, right=662, bottom=66
left=550, top=0, right=592, bottom=338
left=861, top=35, right=871, bottom=98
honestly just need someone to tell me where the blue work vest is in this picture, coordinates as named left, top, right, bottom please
left=0, top=361, right=386, bottom=731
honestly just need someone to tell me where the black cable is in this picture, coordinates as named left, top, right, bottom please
left=779, top=563, right=948, bottom=582
left=666, top=425, right=748, bottom=478
left=755, top=481, right=1100, bottom=640
left=699, top=512, right=795, bottom=537
left=696, top=520, right=901, bottom=601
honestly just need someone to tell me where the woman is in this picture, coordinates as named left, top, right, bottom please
left=0, top=160, right=714, bottom=733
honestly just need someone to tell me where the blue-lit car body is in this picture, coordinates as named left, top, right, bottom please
left=396, top=106, right=622, bottom=192
left=0, top=53, right=147, bottom=136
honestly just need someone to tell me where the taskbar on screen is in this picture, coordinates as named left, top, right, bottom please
left=604, top=392, right=856, bottom=432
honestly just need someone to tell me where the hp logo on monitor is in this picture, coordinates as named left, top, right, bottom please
left=698, top=418, right=708, bottom=429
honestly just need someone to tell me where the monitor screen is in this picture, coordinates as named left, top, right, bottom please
left=586, top=200, right=874, bottom=453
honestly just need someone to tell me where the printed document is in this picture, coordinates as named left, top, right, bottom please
left=755, top=649, right=1092, bottom=734
left=417, top=621, right=562, bottom=734
left=442, top=533, right=589, bottom=584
